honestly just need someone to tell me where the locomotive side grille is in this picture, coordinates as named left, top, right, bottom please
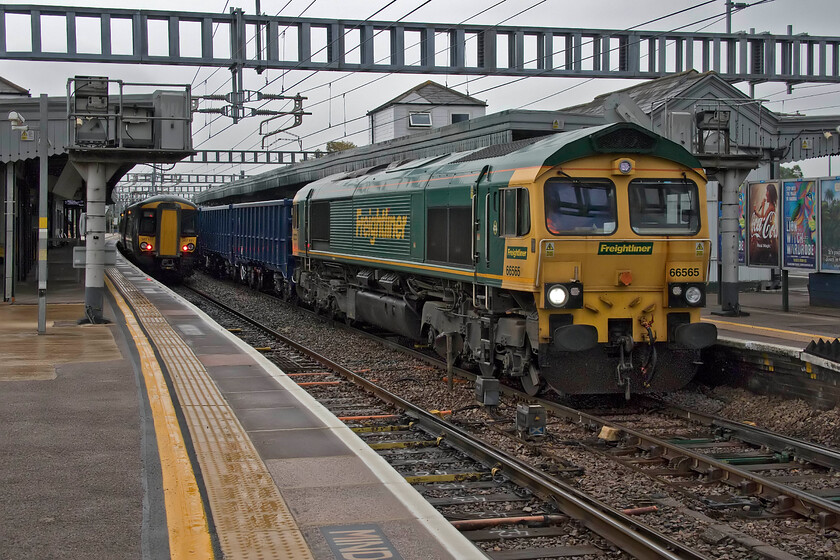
left=594, top=129, right=657, bottom=151
left=452, top=136, right=545, bottom=163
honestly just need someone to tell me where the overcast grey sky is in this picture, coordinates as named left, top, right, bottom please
left=2, top=0, right=839, bottom=177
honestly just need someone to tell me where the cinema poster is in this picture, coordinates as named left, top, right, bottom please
left=820, top=179, right=840, bottom=273
left=747, top=181, right=779, bottom=267
left=781, top=180, right=816, bottom=270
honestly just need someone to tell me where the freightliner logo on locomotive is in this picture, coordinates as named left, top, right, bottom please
left=506, top=246, right=528, bottom=259
left=355, top=208, right=409, bottom=245
left=597, top=242, right=654, bottom=255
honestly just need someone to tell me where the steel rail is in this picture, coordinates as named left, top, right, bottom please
left=533, top=396, right=840, bottom=531
left=320, top=310, right=840, bottom=530
left=650, top=399, right=840, bottom=471
left=293, top=301, right=840, bottom=532
left=183, top=285, right=709, bottom=560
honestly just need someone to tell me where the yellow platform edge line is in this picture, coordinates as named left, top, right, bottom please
left=106, top=276, right=214, bottom=559
left=701, top=316, right=826, bottom=340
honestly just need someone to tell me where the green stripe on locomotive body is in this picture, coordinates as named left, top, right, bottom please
left=296, top=123, right=703, bottom=284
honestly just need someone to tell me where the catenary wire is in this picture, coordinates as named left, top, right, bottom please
left=193, top=2, right=748, bottom=177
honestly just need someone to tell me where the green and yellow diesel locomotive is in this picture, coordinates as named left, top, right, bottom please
left=119, top=195, right=198, bottom=280
left=292, top=122, right=716, bottom=396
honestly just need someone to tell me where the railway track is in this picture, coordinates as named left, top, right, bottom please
left=304, top=292, right=840, bottom=533
left=177, top=272, right=840, bottom=557
left=181, top=284, right=710, bottom=560
left=385, top=336, right=840, bottom=533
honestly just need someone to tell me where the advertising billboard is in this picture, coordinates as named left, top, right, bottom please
left=820, top=178, right=840, bottom=273
left=781, top=180, right=817, bottom=270
left=747, top=181, right=780, bottom=267
left=737, top=183, right=746, bottom=264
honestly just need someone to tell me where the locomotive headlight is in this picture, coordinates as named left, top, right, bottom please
left=547, top=285, right=569, bottom=307
left=613, top=157, right=635, bottom=176
left=671, top=284, right=683, bottom=297
left=140, top=242, right=153, bottom=251
left=546, top=282, right=584, bottom=309
left=685, top=286, right=703, bottom=305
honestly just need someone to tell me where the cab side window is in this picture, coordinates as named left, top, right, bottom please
left=500, top=188, right=530, bottom=237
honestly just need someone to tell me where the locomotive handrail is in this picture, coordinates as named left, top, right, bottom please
left=535, top=237, right=713, bottom=287
left=471, top=165, right=491, bottom=310
left=484, top=193, right=490, bottom=267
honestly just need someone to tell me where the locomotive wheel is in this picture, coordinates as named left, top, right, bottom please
left=520, top=363, right=543, bottom=397
left=283, top=283, right=296, bottom=302
left=328, top=298, right=344, bottom=322
left=250, top=269, right=262, bottom=290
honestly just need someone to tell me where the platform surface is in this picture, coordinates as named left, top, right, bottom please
left=702, top=280, right=839, bottom=349
left=0, top=244, right=480, bottom=560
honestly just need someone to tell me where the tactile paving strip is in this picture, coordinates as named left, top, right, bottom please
left=109, top=268, right=313, bottom=560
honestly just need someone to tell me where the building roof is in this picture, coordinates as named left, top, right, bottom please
left=0, top=76, right=30, bottom=97
left=561, top=70, right=723, bottom=116
left=367, top=80, right=487, bottom=115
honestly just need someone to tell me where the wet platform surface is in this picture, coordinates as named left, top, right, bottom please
left=0, top=243, right=480, bottom=559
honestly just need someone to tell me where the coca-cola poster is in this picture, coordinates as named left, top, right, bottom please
left=820, top=179, right=840, bottom=273
left=747, top=181, right=779, bottom=267
left=782, top=180, right=816, bottom=270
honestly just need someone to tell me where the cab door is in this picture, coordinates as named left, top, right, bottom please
left=303, top=190, right=314, bottom=259
left=474, top=166, right=502, bottom=279
left=158, top=204, right=180, bottom=257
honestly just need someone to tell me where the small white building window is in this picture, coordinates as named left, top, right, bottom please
left=409, top=112, right=432, bottom=127
left=451, top=113, right=470, bottom=124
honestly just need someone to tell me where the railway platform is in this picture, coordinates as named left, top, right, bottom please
left=702, top=278, right=839, bottom=349
left=0, top=242, right=481, bottom=560
left=1, top=241, right=838, bottom=559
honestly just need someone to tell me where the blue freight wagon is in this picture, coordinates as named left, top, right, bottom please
left=197, top=200, right=295, bottom=298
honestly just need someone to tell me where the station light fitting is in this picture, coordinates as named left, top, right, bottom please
left=8, top=111, right=26, bottom=130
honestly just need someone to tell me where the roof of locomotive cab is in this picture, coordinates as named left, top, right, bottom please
left=439, top=122, right=704, bottom=176
left=295, top=123, right=705, bottom=200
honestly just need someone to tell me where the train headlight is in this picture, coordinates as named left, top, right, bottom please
left=668, top=283, right=705, bottom=307
left=685, top=286, right=703, bottom=305
left=140, top=242, right=153, bottom=251
left=182, top=243, right=195, bottom=252
left=545, top=283, right=584, bottom=309
left=547, top=285, right=569, bottom=307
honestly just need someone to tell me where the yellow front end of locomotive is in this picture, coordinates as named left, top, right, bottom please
left=501, top=151, right=711, bottom=348
left=535, top=238, right=709, bottom=345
